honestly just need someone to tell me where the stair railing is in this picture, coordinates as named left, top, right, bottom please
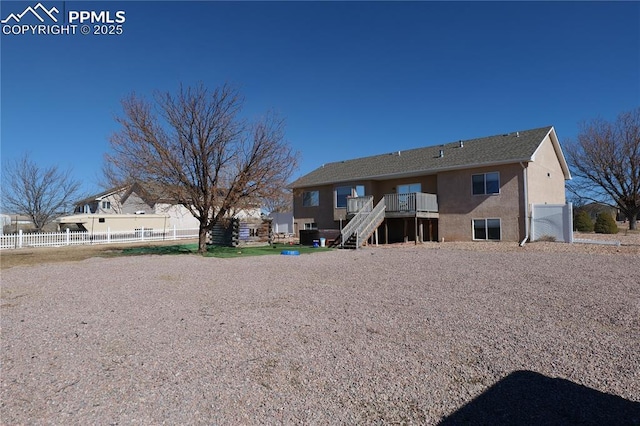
left=340, top=197, right=373, bottom=248
left=356, top=198, right=386, bottom=247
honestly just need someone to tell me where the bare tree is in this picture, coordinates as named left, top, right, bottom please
left=1, top=154, right=81, bottom=231
left=105, top=83, right=299, bottom=253
left=566, top=107, right=640, bottom=230
left=263, top=187, right=293, bottom=214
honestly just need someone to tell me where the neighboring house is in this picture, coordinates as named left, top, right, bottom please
left=290, top=126, right=571, bottom=245
left=1, top=214, right=41, bottom=234
left=0, top=214, right=11, bottom=235
left=269, top=211, right=294, bottom=235
left=58, top=213, right=172, bottom=233
left=1, top=214, right=36, bottom=234
left=74, top=187, right=128, bottom=214
left=66, top=182, right=262, bottom=231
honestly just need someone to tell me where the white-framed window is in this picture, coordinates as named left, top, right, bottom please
left=304, top=222, right=317, bottom=230
left=397, top=183, right=421, bottom=194
left=472, top=172, right=500, bottom=195
left=397, top=183, right=422, bottom=210
left=302, top=191, right=319, bottom=207
left=336, top=185, right=365, bottom=208
left=101, top=201, right=111, bottom=209
left=473, top=218, right=501, bottom=240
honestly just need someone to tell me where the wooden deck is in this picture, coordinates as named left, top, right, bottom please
left=347, top=193, right=439, bottom=219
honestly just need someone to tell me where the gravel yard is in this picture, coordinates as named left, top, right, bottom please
left=1, top=242, right=639, bottom=424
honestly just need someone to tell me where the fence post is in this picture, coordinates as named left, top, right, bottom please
left=66, top=228, right=70, bottom=246
left=173, top=225, right=176, bottom=240
left=530, top=204, right=535, bottom=242
left=107, top=227, right=111, bottom=244
left=565, top=203, right=574, bottom=243
left=141, top=227, right=145, bottom=242
left=18, top=229, right=23, bottom=248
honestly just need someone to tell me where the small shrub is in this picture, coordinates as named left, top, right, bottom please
left=574, top=210, right=594, bottom=232
left=594, top=213, right=619, bottom=234
left=537, top=235, right=557, bottom=242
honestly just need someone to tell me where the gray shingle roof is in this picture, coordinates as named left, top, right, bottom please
left=74, top=186, right=130, bottom=206
left=290, top=126, right=555, bottom=188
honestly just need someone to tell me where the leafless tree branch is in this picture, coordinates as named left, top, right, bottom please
left=566, top=107, right=640, bottom=229
left=105, top=83, right=299, bottom=252
left=1, top=154, right=81, bottom=231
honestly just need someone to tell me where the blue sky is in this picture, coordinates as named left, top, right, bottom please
left=1, top=1, right=639, bottom=199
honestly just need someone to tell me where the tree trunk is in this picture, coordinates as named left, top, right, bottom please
left=629, top=212, right=638, bottom=230
left=198, top=225, right=208, bottom=254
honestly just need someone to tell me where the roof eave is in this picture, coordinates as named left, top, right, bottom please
left=547, top=127, right=572, bottom=180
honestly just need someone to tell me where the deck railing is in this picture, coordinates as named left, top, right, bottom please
left=356, top=198, right=387, bottom=247
left=346, top=195, right=374, bottom=216
left=341, top=197, right=386, bottom=249
left=341, top=197, right=373, bottom=246
left=384, top=192, right=438, bottom=213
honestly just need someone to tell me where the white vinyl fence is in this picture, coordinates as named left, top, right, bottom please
left=530, top=203, right=573, bottom=243
left=0, top=227, right=199, bottom=250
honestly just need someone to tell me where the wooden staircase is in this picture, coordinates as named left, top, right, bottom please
left=338, top=233, right=358, bottom=249
left=338, top=198, right=386, bottom=249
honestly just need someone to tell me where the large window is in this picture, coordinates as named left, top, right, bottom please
left=336, top=185, right=365, bottom=208
left=473, top=219, right=501, bottom=240
left=396, top=183, right=422, bottom=211
left=302, top=191, right=319, bottom=207
left=472, top=172, right=500, bottom=195
left=397, top=183, right=421, bottom=194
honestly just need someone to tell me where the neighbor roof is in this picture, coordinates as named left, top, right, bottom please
left=74, top=185, right=130, bottom=206
left=290, top=126, right=570, bottom=188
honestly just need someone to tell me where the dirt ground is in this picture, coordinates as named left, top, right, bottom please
left=0, top=239, right=199, bottom=270
left=1, top=237, right=638, bottom=424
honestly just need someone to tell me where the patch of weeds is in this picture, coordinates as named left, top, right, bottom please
left=204, top=243, right=332, bottom=258
left=122, top=244, right=197, bottom=256
left=121, top=243, right=332, bottom=258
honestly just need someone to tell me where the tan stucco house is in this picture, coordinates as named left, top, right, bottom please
left=63, top=182, right=262, bottom=232
left=290, top=126, right=571, bottom=245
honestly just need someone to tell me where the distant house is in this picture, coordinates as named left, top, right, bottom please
left=0, top=214, right=37, bottom=234
left=73, top=186, right=128, bottom=215
left=290, top=126, right=571, bottom=246
left=64, top=182, right=262, bottom=231
left=269, top=211, right=294, bottom=235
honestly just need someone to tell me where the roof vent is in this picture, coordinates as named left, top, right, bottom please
left=516, top=131, right=520, bottom=137
left=439, top=149, right=444, bottom=158
left=397, top=150, right=401, bottom=156
left=459, top=140, right=464, bottom=148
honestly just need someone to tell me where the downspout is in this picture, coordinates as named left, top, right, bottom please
left=519, top=162, right=529, bottom=247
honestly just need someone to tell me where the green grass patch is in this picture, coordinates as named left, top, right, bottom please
left=122, top=244, right=198, bottom=256
left=122, top=243, right=332, bottom=258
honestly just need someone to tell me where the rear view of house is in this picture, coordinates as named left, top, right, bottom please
left=291, top=126, right=571, bottom=246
